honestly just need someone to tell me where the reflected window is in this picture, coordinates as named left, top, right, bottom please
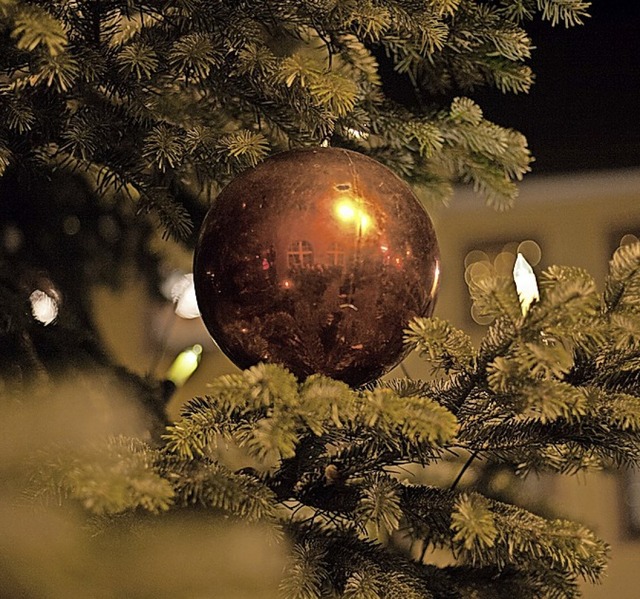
left=287, top=240, right=313, bottom=267
left=326, top=242, right=345, bottom=266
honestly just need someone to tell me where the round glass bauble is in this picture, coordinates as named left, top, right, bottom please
left=194, top=147, right=440, bottom=387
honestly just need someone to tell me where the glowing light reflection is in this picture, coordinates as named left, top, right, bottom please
left=334, top=198, right=372, bottom=233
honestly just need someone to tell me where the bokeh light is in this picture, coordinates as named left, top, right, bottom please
left=29, top=289, right=59, bottom=325
left=170, top=273, right=201, bottom=319
left=464, top=239, right=542, bottom=324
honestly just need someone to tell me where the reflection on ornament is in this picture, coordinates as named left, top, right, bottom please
left=333, top=197, right=372, bottom=233
left=194, top=147, right=440, bottom=387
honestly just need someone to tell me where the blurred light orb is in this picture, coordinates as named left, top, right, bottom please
left=465, top=239, right=543, bottom=324
left=30, top=289, right=59, bottom=325
left=620, top=233, right=639, bottom=247
left=171, top=273, right=201, bottom=319
left=517, top=239, right=542, bottom=266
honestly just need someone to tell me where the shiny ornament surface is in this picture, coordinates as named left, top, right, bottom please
left=194, top=147, right=440, bottom=387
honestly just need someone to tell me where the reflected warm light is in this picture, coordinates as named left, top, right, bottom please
left=334, top=197, right=372, bottom=233
left=166, top=344, right=203, bottom=387
left=429, top=260, right=441, bottom=298
left=282, top=279, right=293, bottom=289
left=29, top=289, right=59, bottom=325
left=335, top=200, right=356, bottom=221
left=513, top=253, right=539, bottom=316
left=171, top=273, right=201, bottom=319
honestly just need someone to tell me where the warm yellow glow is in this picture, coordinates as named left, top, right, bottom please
left=333, top=197, right=372, bottom=233
left=335, top=200, right=356, bottom=222
left=166, top=344, right=203, bottom=387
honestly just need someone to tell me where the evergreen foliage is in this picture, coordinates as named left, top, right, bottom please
left=25, top=244, right=640, bottom=597
left=1, top=0, right=574, bottom=241
left=6, top=1, right=640, bottom=598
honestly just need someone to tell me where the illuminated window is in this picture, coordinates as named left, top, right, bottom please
left=287, top=240, right=313, bottom=267
left=326, top=242, right=345, bottom=266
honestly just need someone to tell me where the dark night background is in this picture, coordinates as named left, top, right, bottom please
left=477, top=0, right=640, bottom=174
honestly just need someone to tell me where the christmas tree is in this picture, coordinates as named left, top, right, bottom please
left=2, top=1, right=638, bottom=598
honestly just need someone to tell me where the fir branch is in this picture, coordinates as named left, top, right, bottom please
left=30, top=436, right=174, bottom=515
left=528, top=265, right=600, bottom=335
left=355, top=473, right=404, bottom=536
left=604, top=241, right=640, bottom=313
left=404, top=316, right=475, bottom=375
left=11, top=4, right=68, bottom=56
left=166, top=457, right=279, bottom=523
left=537, top=0, right=591, bottom=27
left=279, top=539, right=331, bottom=599
left=403, top=486, right=608, bottom=587
left=0, top=137, right=12, bottom=176
left=137, top=185, right=193, bottom=240
left=468, top=271, right=522, bottom=325
left=451, top=493, right=498, bottom=552
left=162, top=395, right=230, bottom=460
left=217, top=129, right=271, bottom=168
left=286, top=523, right=438, bottom=599
left=354, top=387, right=458, bottom=447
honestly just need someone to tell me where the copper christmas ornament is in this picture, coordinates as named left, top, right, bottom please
left=193, top=147, right=440, bottom=387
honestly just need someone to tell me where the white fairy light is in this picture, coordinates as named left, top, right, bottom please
left=29, top=289, right=59, bottom=325
left=171, top=273, right=201, bottom=319
left=513, top=253, right=539, bottom=316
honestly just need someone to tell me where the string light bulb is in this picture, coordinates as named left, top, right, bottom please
left=166, top=344, right=203, bottom=387
left=513, top=253, right=539, bottom=316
